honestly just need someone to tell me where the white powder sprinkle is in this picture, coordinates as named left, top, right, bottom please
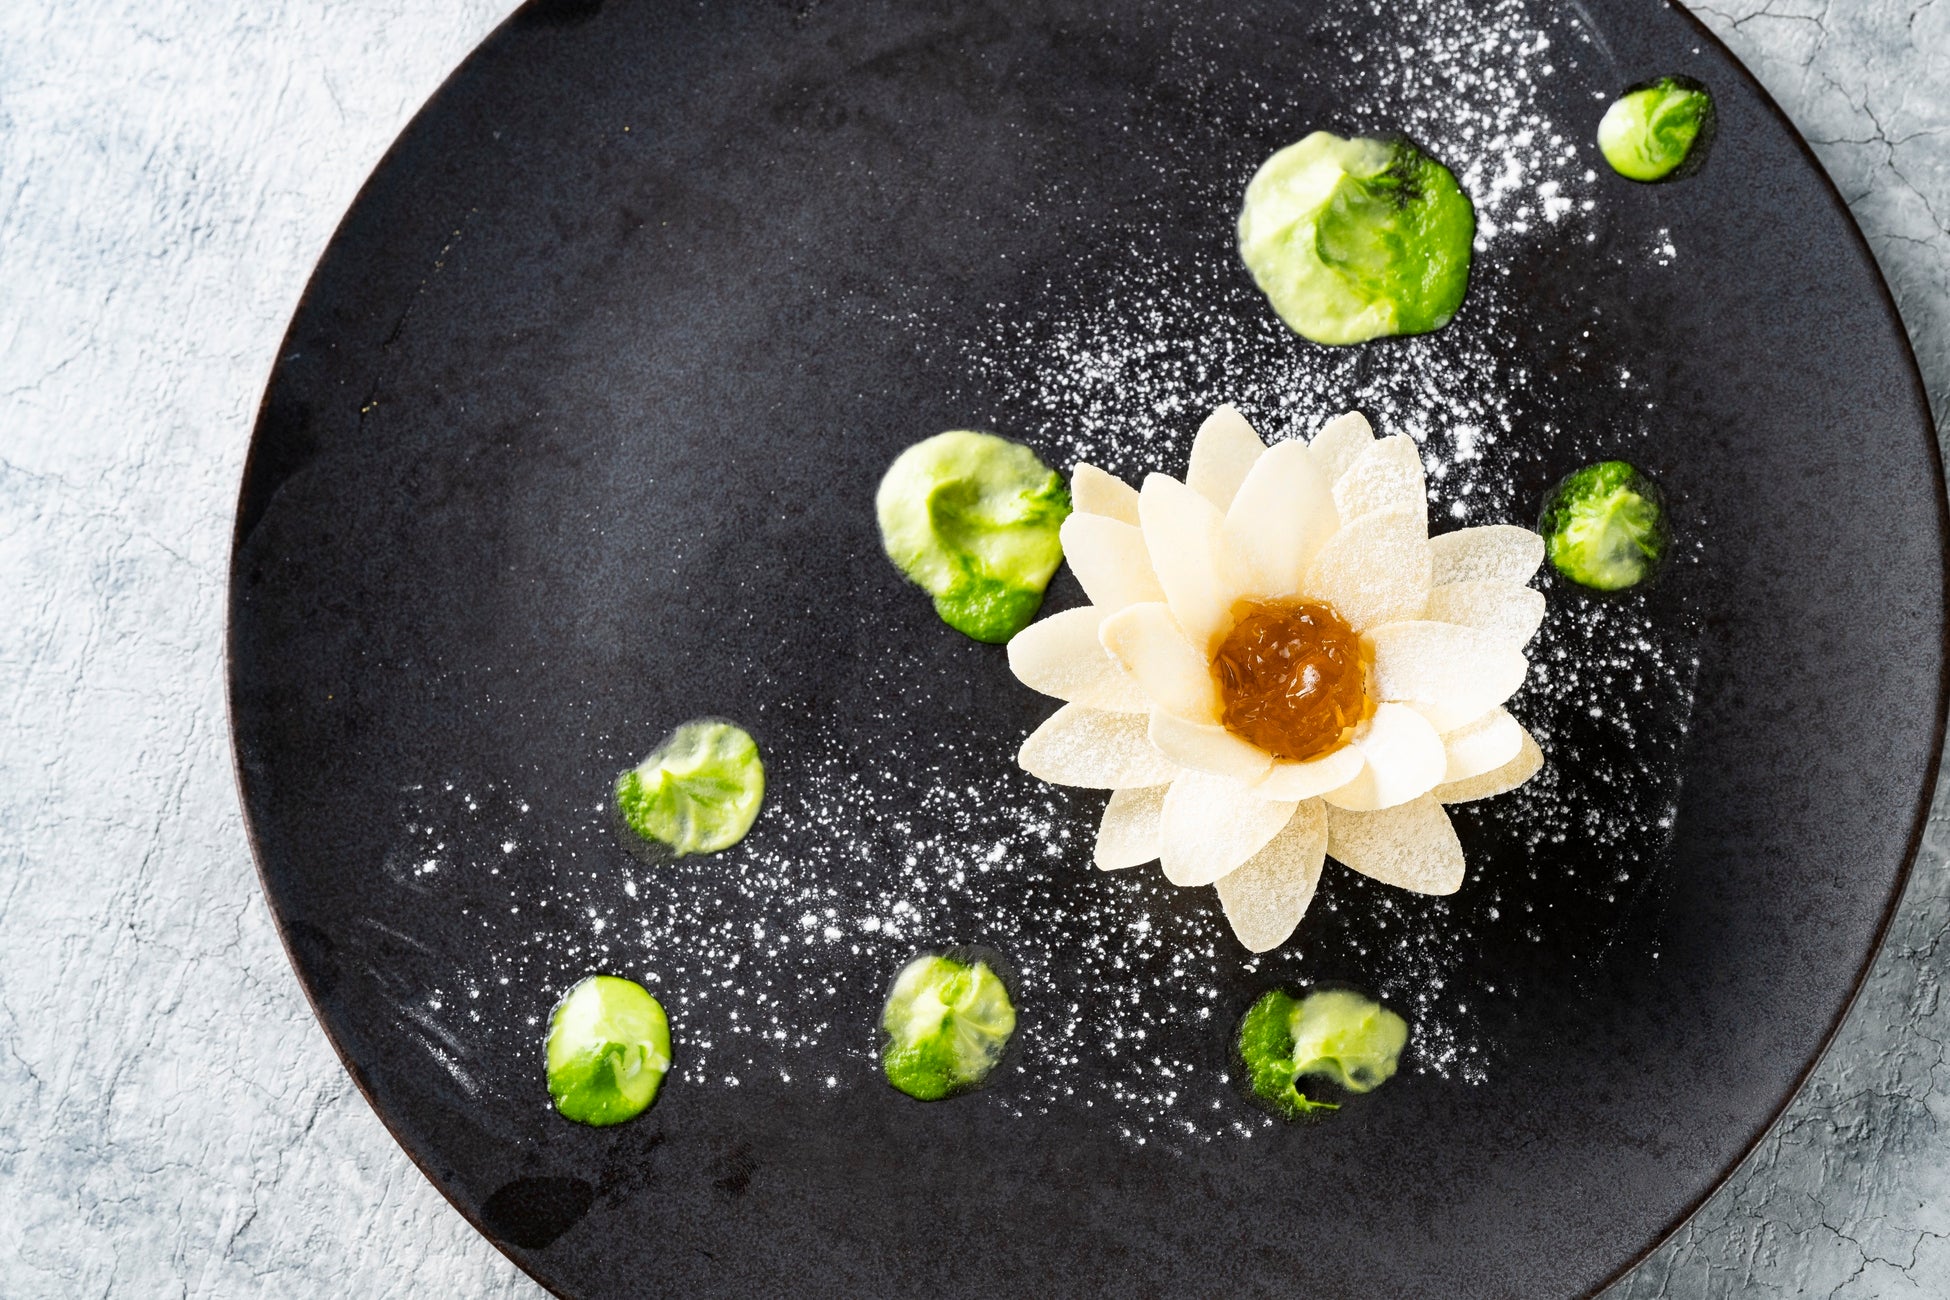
left=384, top=0, right=1700, bottom=1150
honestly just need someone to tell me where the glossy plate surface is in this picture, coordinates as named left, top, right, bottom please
left=228, top=0, right=1945, bottom=1294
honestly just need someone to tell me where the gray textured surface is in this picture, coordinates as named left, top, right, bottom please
left=0, top=0, right=1943, bottom=1295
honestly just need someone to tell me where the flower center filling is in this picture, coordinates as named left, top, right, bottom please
left=1212, top=600, right=1372, bottom=762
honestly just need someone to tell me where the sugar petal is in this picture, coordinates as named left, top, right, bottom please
left=1333, top=434, right=1427, bottom=524
left=1438, top=707, right=1524, bottom=783
left=1148, top=710, right=1273, bottom=783
left=1160, top=771, right=1297, bottom=887
left=1326, top=796, right=1466, bottom=895
left=1095, top=784, right=1168, bottom=870
left=1369, top=619, right=1529, bottom=732
left=1319, top=703, right=1448, bottom=812
left=1216, top=801, right=1327, bottom=952
left=1429, top=524, right=1545, bottom=586
left=1019, top=703, right=1179, bottom=789
left=1302, top=507, right=1431, bottom=631
left=1224, top=440, right=1340, bottom=600
left=1099, top=601, right=1221, bottom=723
left=1139, top=472, right=1238, bottom=652
left=1071, top=462, right=1141, bottom=525
left=1007, top=605, right=1147, bottom=712
left=1185, top=405, right=1267, bottom=511
left=1253, top=745, right=1364, bottom=801
left=1435, top=728, right=1544, bottom=803
left=1309, top=411, right=1375, bottom=483
left=1424, top=580, right=1547, bottom=645
left=1061, top=513, right=1165, bottom=612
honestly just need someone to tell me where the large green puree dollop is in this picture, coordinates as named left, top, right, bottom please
left=876, top=431, right=1070, bottom=643
left=1238, top=132, right=1476, bottom=345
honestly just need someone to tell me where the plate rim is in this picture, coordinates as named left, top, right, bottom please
left=1584, top=2, right=1948, bottom=1293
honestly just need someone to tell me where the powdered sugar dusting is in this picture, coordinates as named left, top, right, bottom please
left=381, top=0, right=1701, bottom=1150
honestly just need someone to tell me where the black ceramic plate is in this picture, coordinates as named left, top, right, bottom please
left=228, top=0, right=1945, bottom=1295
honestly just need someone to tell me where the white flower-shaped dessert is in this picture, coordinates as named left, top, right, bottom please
left=1008, top=406, right=1547, bottom=952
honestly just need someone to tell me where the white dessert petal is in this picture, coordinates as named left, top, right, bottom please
left=1333, top=434, right=1427, bottom=524
left=1072, top=462, right=1141, bottom=525
left=1185, top=405, right=1267, bottom=511
left=1435, top=728, right=1544, bottom=803
left=1060, top=514, right=1166, bottom=612
left=1098, top=602, right=1221, bottom=723
left=1019, top=703, right=1180, bottom=789
left=1006, top=605, right=1148, bottom=712
left=1139, top=472, right=1238, bottom=651
left=1302, top=507, right=1432, bottom=630
left=1424, top=581, right=1548, bottom=646
left=1223, top=440, right=1340, bottom=600
left=1319, top=703, right=1448, bottom=812
left=1429, top=524, right=1546, bottom=586
left=1308, top=410, right=1375, bottom=483
left=1160, top=771, right=1298, bottom=887
left=1253, top=745, right=1365, bottom=801
left=1438, top=707, right=1525, bottom=784
left=1095, top=784, right=1168, bottom=870
left=1148, top=709, right=1274, bottom=782
left=1216, top=801, right=1328, bottom=952
left=1369, top=620, right=1529, bottom=732
left=1326, top=796, right=1466, bottom=895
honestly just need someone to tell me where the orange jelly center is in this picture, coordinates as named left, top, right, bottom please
left=1212, top=600, right=1371, bottom=762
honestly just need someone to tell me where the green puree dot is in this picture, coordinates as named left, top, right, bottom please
left=1238, top=132, right=1475, bottom=346
left=875, top=431, right=1070, bottom=644
left=546, top=975, right=671, bottom=1126
left=1237, top=988, right=1408, bottom=1120
left=616, top=719, right=764, bottom=856
left=1598, top=77, right=1714, bottom=182
left=1540, top=460, right=1670, bottom=592
left=880, top=954, right=1017, bottom=1101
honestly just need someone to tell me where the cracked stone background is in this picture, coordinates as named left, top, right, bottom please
left=0, top=0, right=1944, bottom=1295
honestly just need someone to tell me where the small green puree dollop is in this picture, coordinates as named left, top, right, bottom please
left=1598, top=77, right=1714, bottom=182
left=546, top=974, right=672, bottom=1126
left=880, top=953, right=1017, bottom=1100
left=1238, top=132, right=1475, bottom=346
left=616, top=719, right=765, bottom=856
left=1238, top=988, right=1408, bottom=1119
left=1540, top=460, right=1670, bottom=592
left=876, top=431, right=1070, bottom=644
